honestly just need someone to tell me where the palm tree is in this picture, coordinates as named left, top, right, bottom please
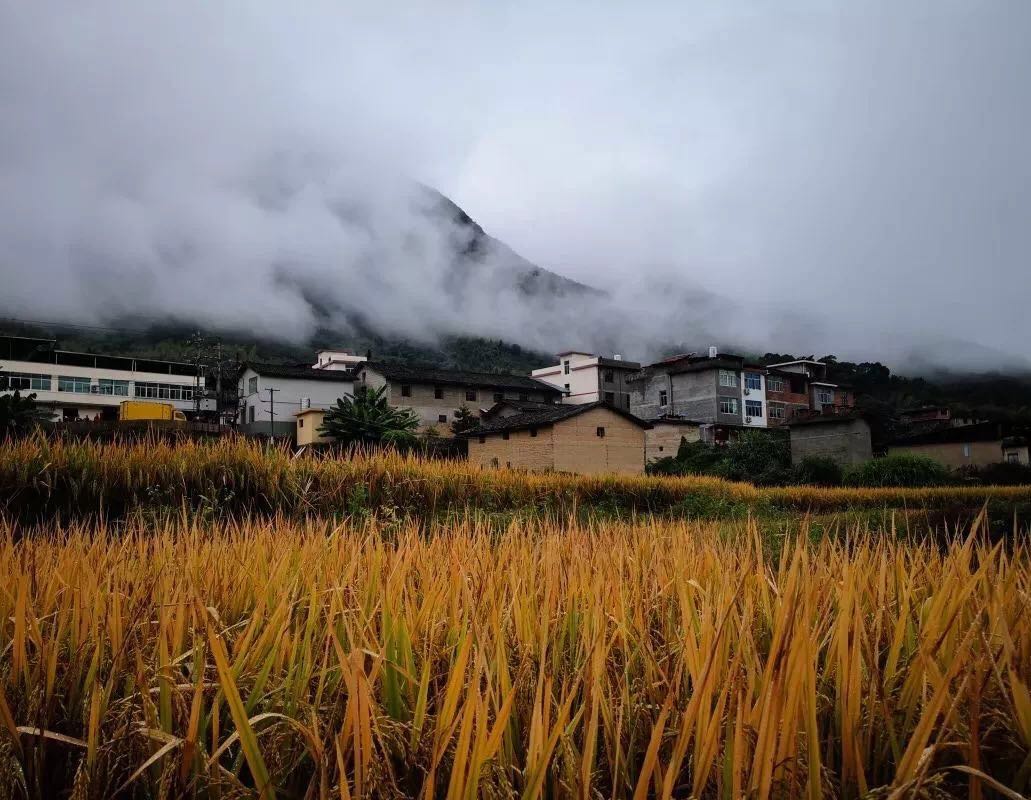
left=0, top=389, right=49, bottom=438
left=318, top=385, right=420, bottom=447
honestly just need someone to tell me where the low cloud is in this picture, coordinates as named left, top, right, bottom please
left=1, top=3, right=1029, bottom=373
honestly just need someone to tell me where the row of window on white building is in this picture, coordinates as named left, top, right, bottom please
left=2, top=371, right=194, bottom=400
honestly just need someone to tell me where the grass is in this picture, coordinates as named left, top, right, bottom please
left=0, top=513, right=1029, bottom=798
left=3, top=434, right=1031, bottom=524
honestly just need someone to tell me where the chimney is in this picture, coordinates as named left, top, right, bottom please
left=708, top=346, right=718, bottom=358
left=613, top=354, right=622, bottom=361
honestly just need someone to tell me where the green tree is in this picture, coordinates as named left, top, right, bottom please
left=318, top=385, right=420, bottom=448
left=450, top=405, right=480, bottom=435
left=0, top=389, right=49, bottom=438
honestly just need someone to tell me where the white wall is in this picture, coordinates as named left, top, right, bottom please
left=741, top=369, right=768, bottom=428
left=532, top=353, right=599, bottom=404
left=238, top=368, right=354, bottom=424
left=1, top=357, right=200, bottom=419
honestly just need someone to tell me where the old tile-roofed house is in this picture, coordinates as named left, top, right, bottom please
left=460, top=401, right=651, bottom=475
left=356, top=361, right=561, bottom=432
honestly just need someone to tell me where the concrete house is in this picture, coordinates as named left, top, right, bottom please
left=531, top=351, right=642, bottom=409
left=238, top=362, right=356, bottom=437
left=628, top=350, right=766, bottom=442
left=765, top=359, right=854, bottom=419
left=355, top=362, right=561, bottom=432
left=462, top=401, right=652, bottom=475
left=787, top=415, right=873, bottom=466
left=1, top=334, right=206, bottom=421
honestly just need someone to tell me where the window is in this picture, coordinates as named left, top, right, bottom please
left=767, top=376, right=784, bottom=393
left=530, top=428, right=538, bottom=437
left=248, top=405, right=255, bottom=423
left=466, top=390, right=477, bottom=402
left=719, top=397, right=739, bottom=415
left=438, top=414, right=447, bottom=424
left=502, top=431, right=510, bottom=440
left=745, top=373, right=762, bottom=390
left=745, top=400, right=763, bottom=418
left=58, top=376, right=92, bottom=393
left=563, top=360, right=570, bottom=375
left=400, top=384, right=412, bottom=397
left=596, top=426, right=606, bottom=438
left=963, top=444, right=971, bottom=458
left=434, top=386, right=444, bottom=399
left=659, top=389, right=668, bottom=407
left=98, top=379, right=129, bottom=396
left=564, top=383, right=570, bottom=391
left=604, top=391, right=615, bottom=404
left=248, top=376, right=258, bottom=395
left=134, top=382, right=193, bottom=401
left=1006, top=452, right=1019, bottom=464
left=519, top=393, right=529, bottom=401
left=817, top=389, right=833, bottom=405
left=769, top=405, right=785, bottom=420
left=493, top=392, right=504, bottom=403
left=2, top=371, right=51, bottom=391
left=658, top=446, right=664, bottom=452
left=839, top=392, right=849, bottom=404
left=603, top=369, right=614, bottom=383
left=719, top=369, right=738, bottom=387
left=298, top=418, right=304, bottom=428
left=479, top=436, right=486, bottom=444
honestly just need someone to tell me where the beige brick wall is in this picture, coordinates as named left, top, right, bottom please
left=553, top=408, right=646, bottom=475
left=889, top=440, right=1004, bottom=469
left=645, top=424, right=699, bottom=462
left=468, top=427, right=555, bottom=470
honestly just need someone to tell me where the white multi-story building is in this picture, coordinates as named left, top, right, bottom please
left=0, top=335, right=205, bottom=421
left=237, top=350, right=366, bottom=437
left=531, top=351, right=641, bottom=409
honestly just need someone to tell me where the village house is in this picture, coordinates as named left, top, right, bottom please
left=462, top=401, right=651, bottom=475
left=355, top=362, right=561, bottom=432
left=1, top=334, right=207, bottom=421
left=887, top=422, right=1020, bottom=469
left=628, top=348, right=855, bottom=442
left=238, top=352, right=365, bottom=437
left=531, top=351, right=642, bottom=409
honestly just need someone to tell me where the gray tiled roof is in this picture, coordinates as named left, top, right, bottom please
left=461, top=401, right=651, bottom=436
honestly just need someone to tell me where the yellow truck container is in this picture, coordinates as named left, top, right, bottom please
left=118, top=400, right=187, bottom=422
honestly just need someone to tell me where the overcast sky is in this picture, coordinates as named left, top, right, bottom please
left=1, top=2, right=1029, bottom=370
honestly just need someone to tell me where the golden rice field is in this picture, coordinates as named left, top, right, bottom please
left=3, top=435, right=1031, bottom=522
left=1, top=514, right=1029, bottom=799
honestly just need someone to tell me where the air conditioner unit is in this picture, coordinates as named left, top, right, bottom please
left=745, top=416, right=752, bottom=423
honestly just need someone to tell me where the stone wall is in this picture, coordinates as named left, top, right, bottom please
left=645, top=423, right=700, bottom=462
left=790, top=419, right=873, bottom=466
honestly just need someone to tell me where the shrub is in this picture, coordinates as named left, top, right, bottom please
left=957, top=461, right=1031, bottom=486
left=844, top=453, right=953, bottom=488
left=793, top=456, right=844, bottom=487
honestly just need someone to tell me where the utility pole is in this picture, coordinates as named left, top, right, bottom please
left=267, top=387, right=280, bottom=437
